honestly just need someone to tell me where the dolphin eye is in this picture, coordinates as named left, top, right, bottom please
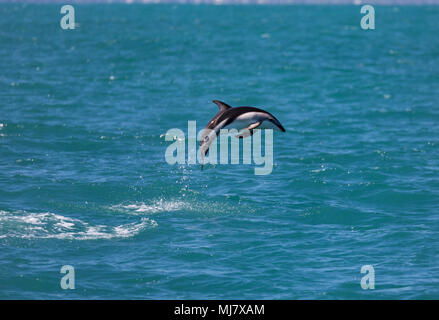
left=204, top=136, right=209, bottom=142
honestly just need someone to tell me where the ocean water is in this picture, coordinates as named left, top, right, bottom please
left=1, top=4, right=439, bottom=299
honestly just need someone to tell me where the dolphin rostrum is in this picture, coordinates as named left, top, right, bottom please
left=199, top=100, right=286, bottom=160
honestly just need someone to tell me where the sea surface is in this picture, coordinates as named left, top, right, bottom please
left=1, top=4, right=439, bottom=299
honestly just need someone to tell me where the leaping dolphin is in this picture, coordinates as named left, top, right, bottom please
left=199, top=100, right=286, bottom=159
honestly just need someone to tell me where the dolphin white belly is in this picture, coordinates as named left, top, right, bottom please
left=223, top=112, right=264, bottom=130
left=223, top=112, right=279, bottom=131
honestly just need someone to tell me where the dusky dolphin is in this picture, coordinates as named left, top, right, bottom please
left=199, top=100, right=286, bottom=159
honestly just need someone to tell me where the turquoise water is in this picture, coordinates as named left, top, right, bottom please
left=1, top=4, right=439, bottom=299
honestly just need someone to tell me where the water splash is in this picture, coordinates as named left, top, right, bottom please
left=109, top=196, right=256, bottom=216
left=110, top=199, right=188, bottom=215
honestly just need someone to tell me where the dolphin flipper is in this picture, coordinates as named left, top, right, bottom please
left=235, top=122, right=261, bottom=139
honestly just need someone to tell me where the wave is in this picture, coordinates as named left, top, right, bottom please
left=0, top=210, right=157, bottom=240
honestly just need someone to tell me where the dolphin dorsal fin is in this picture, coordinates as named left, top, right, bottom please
left=212, top=100, right=232, bottom=111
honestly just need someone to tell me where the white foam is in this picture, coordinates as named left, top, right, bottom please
left=0, top=210, right=157, bottom=240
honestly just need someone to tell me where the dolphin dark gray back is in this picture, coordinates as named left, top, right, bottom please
left=204, top=100, right=233, bottom=130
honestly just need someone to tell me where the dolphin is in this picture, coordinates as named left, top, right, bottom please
left=199, top=100, right=286, bottom=160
